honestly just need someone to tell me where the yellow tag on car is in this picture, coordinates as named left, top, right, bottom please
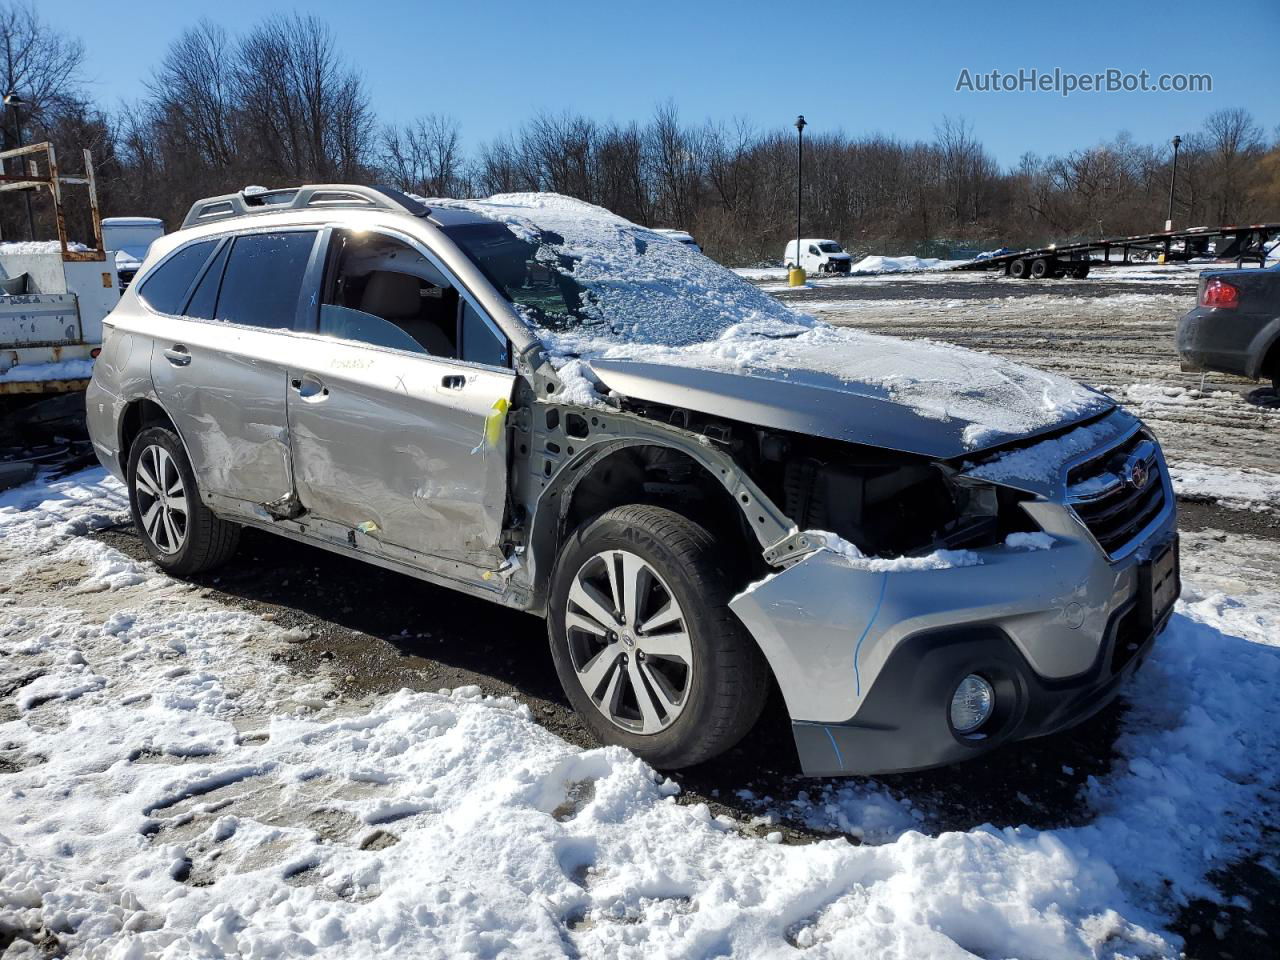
left=481, top=397, right=509, bottom=450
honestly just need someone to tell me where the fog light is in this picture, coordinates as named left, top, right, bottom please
left=950, top=674, right=994, bottom=734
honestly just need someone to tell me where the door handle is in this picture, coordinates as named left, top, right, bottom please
left=291, top=374, right=329, bottom=401
left=441, top=374, right=466, bottom=390
left=162, top=345, right=191, bottom=367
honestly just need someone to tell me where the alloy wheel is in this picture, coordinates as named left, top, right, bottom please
left=134, top=444, right=188, bottom=555
left=564, top=549, right=693, bottom=734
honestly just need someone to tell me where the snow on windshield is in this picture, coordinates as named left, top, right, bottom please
left=436, top=193, right=1107, bottom=448
left=431, top=193, right=808, bottom=346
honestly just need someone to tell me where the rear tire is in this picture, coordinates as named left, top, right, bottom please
left=1030, top=257, right=1051, bottom=279
left=127, top=425, right=240, bottom=576
left=548, top=505, right=769, bottom=769
left=1009, top=259, right=1029, bottom=279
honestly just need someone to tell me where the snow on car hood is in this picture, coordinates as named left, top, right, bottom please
left=434, top=193, right=1111, bottom=456
left=580, top=325, right=1113, bottom=457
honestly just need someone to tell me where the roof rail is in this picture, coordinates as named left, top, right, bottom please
left=180, top=183, right=430, bottom=230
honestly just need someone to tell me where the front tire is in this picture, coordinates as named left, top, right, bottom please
left=127, top=425, right=240, bottom=576
left=548, top=505, right=769, bottom=769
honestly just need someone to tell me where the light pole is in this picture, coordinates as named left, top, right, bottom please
left=3, top=92, right=35, bottom=241
left=1165, top=134, right=1182, bottom=231
left=789, top=115, right=807, bottom=287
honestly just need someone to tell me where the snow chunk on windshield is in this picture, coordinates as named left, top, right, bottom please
left=430, top=193, right=810, bottom=346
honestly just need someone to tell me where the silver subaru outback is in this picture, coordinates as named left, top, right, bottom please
left=86, top=186, right=1179, bottom=776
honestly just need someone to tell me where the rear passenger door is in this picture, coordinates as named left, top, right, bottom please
left=284, top=227, right=515, bottom=569
left=147, top=229, right=319, bottom=515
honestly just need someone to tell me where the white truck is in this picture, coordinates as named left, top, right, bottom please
left=0, top=143, right=119, bottom=397
left=784, top=238, right=853, bottom=274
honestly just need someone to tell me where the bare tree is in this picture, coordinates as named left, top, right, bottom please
left=0, top=0, right=84, bottom=145
left=235, top=14, right=374, bottom=182
left=1201, top=108, right=1265, bottom=222
left=145, top=21, right=237, bottom=170
left=381, top=114, right=465, bottom=197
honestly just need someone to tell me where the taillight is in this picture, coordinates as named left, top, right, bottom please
left=1200, top=279, right=1239, bottom=308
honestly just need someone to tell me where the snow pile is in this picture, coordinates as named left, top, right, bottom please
left=1168, top=461, right=1280, bottom=512
left=807, top=529, right=981, bottom=571
left=850, top=255, right=966, bottom=274
left=0, top=357, right=95, bottom=382
left=1005, top=532, right=1056, bottom=550
left=0, top=239, right=89, bottom=255
left=3, top=467, right=1279, bottom=957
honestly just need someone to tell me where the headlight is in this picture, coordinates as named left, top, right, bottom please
left=950, top=674, right=995, bottom=734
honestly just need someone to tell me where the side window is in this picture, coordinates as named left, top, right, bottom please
left=460, top=301, right=509, bottom=368
left=184, top=241, right=230, bottom=320
left=137, top=240, right=217, bottom=315
left=808, top=244, right=820, bottom=255
left=319, top=230, right=458, bottom=357
left=215, top=232, right=317, bottom=329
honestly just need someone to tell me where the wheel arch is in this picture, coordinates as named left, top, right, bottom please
left=117, top=397, right=203, bottom=498
left=519, top=410, right=794, bottom=616
left=1247, top=320, right=1280, bottom=381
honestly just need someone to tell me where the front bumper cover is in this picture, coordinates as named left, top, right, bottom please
left=790, top=560, right=1176, bottom=776
left=730, top=474, right=1179, bottom=777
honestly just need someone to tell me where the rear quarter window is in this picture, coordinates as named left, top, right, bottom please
left=215, top=232, right=317, bottom=329
left=137, top=240, right=217, bottom=315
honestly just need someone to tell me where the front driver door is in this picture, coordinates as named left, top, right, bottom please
left=285, top=227, right=516, bottom=569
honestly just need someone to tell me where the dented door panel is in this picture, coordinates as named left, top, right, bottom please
left=283, top=333, right=515, bottom=566
left=149, top=317, right=296, bottom=507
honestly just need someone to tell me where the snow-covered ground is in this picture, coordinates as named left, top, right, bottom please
left=2, top=467, right=1278, bottom=958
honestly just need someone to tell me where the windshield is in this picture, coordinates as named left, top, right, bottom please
left=818, top=241, right=843, bottom=253
left=436, top=194, right=806, bottom=348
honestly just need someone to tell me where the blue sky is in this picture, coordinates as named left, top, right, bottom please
left=55, top=0, right=1278, bottom=167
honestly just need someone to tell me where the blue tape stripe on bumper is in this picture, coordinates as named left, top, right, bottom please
left=823, top=726, right=845, bottom=770
left=853, top=572, right=889, bottom=698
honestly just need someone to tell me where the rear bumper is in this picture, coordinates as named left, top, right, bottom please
left=1175, top=306, right=1276, bottom=379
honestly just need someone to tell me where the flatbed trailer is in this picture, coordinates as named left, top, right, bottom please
left=954, top=222, right=1280, bottom=279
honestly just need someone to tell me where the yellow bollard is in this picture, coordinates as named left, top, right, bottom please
left=788, top=267, right=807, bottom=287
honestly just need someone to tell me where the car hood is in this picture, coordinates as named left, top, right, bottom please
left=581, top=326, right=1113, bottom=459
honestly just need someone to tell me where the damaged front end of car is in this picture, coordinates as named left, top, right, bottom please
left=513, top=365, right=1177, bottom=776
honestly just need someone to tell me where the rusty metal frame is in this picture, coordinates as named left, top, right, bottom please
left=0, top=141, right=105, bottom=262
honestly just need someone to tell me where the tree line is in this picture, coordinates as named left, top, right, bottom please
left=3, top=3, right=1278, bottom=264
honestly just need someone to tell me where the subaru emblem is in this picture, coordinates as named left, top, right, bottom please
left=1123, top=456, right=1150, bottom=490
